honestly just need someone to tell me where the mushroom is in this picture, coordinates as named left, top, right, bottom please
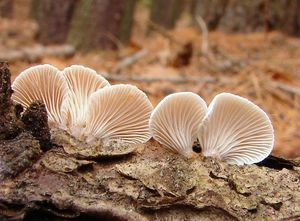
left=198, top=93, right=274, bottom=165
left=83, top=84, right=153, bottom=144
left=61, top=65, right=110, bottom=138
left=12, top=64, right=68, bottom=126
left=149, top=92, right=207, bottom=157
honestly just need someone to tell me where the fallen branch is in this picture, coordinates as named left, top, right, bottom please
left=194, top=16, right=245, bottom=72
left=113, top=49, right=148, bottom=73
left=1, top=64, right=300, bottom=221
left=101, top=73, right=217, bottom=83
left=0, top=44, right=75, bottom=62
left=270, top=81, right=300, bottom=96
left=147, top=20, right=183, bottom=45
left=195, top=16, right=209, bottom=56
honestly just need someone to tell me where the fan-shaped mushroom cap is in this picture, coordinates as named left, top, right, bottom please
left=12, top=64, right=68, bottom=126
left=149, top=92, right=207, bottom=157
left=61, top=65, right=110, bottom=137
left=198, top=93, right=274, bottom=165
left=83, top=84, right=153, bottom=144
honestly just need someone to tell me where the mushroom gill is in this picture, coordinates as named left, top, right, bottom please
left=12, top=64, right=68, bottom=127
left=83, top=84, right=153, bottom=144
left=61, top=65, right=110, bottom=138
left=12, top=65, right=153, bottom=146
left=149, top=92, right=207, bottom=157
left=198, top=93, right=274, bottom=165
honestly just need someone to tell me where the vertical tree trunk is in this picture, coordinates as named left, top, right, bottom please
left=35, top=0, right=78, bottom=44
left=192, top=0, right=229, bottom=30
left=284, top=0, right=300, bottom=36
left=30, top=0, right=40, bottom=19
left=192, top=0, right=292, bottom=33
left=68, top=0, right=136, bottom=50
left=0, top=0, right=14, bottom=18
left=150, top=0, right=183, bottom=29
left=14, top=0, right=31, bottom=20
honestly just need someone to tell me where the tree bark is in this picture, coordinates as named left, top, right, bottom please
left=34, top=0, right=78, bottom=44
left=0, top=0, right=13, bottom=18
left=150, top=0, right=183, bottom=29
left=68, top=0, right=136, bottom=50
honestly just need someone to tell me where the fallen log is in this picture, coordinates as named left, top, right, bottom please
left=0, top=45, right=75, bottom=62
left=0, top=63, right=300, bottom=221
left=102, top=73, right=217, bottom=84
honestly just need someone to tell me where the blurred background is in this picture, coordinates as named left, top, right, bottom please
left=0, top=0, right=300, bottom=158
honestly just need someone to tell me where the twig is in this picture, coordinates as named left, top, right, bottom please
left=195, top=16, right=209, bottom=55
left=101, top=74, right=217, bottom=84
left=194, top=16, right=245, bottom=71
left=102, top=33, right=124, bottom=50
left=270, top=81, right=300, bottom=96
left=113, top=49, right=148, bottom=73
left=251, top=73, right=263, bottom=102
left=147, top=20, right=183, bottom=45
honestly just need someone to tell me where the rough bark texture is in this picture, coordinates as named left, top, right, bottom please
left=193, top=0, right=294, bottom=33
left=68, top=0, right=136, bottom=50
left=35, top=0, right=78, bottom=44
left=150, top=0, right=183, bottom=29
left=0, top=62, right=48, bottom=183
left=0, top=62, right=21, bottom=140
left=21, top=101, right=51, bottom=151
left=1, top=64, right=300, bottom=220
left=0, top=0, right=13, bottom=18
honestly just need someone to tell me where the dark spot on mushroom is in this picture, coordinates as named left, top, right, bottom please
left=192, top=141, right=202, bottom=153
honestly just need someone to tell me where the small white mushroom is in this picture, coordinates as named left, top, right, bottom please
left=83, top=84, right=153, bottom=144
left=61, top=65, right=110, bottom=137
left=12, top=64, right=68, bottom=126
left=149, top=92, right=207, bottom=157
left=198, top=93, right=274, bottom=165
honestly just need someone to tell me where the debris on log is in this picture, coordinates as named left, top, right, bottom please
left=21, top=101, right=51, bottom=151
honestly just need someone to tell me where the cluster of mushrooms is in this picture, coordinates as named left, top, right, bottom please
left=12, top=64, right=274, bottom=166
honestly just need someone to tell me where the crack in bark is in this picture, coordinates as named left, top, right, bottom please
left=209, top=171, right=251, bottom=197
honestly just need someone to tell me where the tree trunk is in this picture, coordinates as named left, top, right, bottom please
left=150, top=0, right=183, bottom=29
left=0, top=0, right=14, bottom=18
left=191, top=0, right=229, bottom=30
left=193, top=0, right=290, bottom=33
left=35, top=0, right=78, bottom=44
left=29, top=0, right=40, bottom=19
left=284, top=0, right=300, bottom=36
left=68, top=0, right=136, bottom=50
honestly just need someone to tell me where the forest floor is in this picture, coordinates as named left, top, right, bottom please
left=1, top=16, right=300, bottom=159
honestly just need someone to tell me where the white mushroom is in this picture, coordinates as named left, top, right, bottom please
left=198, top=93, right=274, bottom=165
left=83, top=84, right=153, bottom=144
left=149, top=92, right=207, bottom=157
left=12, top=64, right=68, bottom=126
left=61, top=65, right=110, bottom=137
